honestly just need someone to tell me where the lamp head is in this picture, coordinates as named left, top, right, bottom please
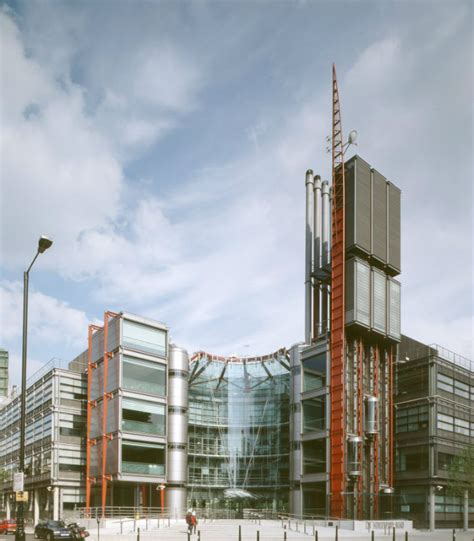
left=348, top=129, right=358, bottom=145
left=38, top=236, right=53, bottom=254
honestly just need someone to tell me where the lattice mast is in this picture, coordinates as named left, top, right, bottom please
left=329, top=63, right=346, bottom=518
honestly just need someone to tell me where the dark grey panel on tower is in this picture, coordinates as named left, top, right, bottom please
left=371, top=169, right=388, bottom=264
left=387, top=183, right=401, bottom=274
left=345, top=155, right=371, bottom=255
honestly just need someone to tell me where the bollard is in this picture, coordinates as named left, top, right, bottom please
left=405, top=532, right=408, bottom=541
left=296, top=521, right=299, bottom=532
left=188, top=532, right=191, bottom=541
left=313, top=523, right=315, bottom=535
left=284, top=531, right=287, bottom=541
left=371, top=531, right=374, bottom=541
left=335, top=525, right=339, bottom=541
left=168, top=516, right=170, bottom=527
left=315, top=530, right=318, bottom=541
left=198, top=530, right=201, bottom=541
left=304, top=521, right=307, bottom=534
left=137, top=527, right=140, bottom=541
left=146, top=518, right=148, bottom=531
left=257, top=531, right=260, bottom=541
left=393, top=526, right=396, bottom=541
left=120, top=520, right=123, bottom=535
left=452, top=529, right=456, bottom=541
left=239, top=524, right=242, bottom=541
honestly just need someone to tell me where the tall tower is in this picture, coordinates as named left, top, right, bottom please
left=300, top=66, right=401, bottom=520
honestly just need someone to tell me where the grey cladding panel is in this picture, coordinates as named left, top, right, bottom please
left=387, top=278, right=401, bottom=340
left=355, top=158, right=371, bottom=253
left=388, top=183, right=401, bottom=273
left=371, top=169, right=387, bottom=263
left=345, top=258, right=370, bottom=327
left=345, top=259, right=355, bottom=322
left=355, top=261, right=370, bottom=326
left=371, top=269, right=386, bottom=334
left=345, top=160, right=355, bottom=248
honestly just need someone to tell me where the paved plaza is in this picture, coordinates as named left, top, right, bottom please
left=42, top=519, right=472, bottom=541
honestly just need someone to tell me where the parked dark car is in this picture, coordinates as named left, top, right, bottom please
left=34, top=520, right=72, bottom=540
left=0, top=519, right=16, bottom=534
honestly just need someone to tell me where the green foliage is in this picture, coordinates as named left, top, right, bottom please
left=446, top=445, right=474, bottom=497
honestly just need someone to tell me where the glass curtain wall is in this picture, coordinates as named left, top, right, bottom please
left=188, top=351, right=290, bottom=512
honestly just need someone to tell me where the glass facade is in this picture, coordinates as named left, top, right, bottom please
left=122, top=355, right=166, bottom=396
left=122, top=397, right=166, bottom=435
left=121, top=440, right=165, bottom=476
left=122, top=320, right=166, bottom=357
left=188, top=351, right=290, bottom=510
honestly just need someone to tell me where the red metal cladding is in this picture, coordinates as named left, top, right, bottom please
left=357, top=340, right=363, bottom=519
left=86, top=324, right=101, bottom=513
left=389, top=345, right=394, bottom=488
left=100, top=311, right=118, bottom=517
left=330, top=63, right=346, bottom=519
left=373, top=345, right=380, bottom=518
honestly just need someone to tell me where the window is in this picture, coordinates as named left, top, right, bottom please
left=396, top=405, right=428, bottom=433
left=454, top=418, right=470, bottom=436
left=303, top=397, right=325, bottom=432
left=122, top=397, right=165, bottom=436
left=437, top=413, right=454, bottom=432
left=122, top=356, right=166, bottom=396
left=303, top=354, right=326, bottom=392
left=454, top=380, right=469, bottom=399
left=121, top=440, right=165, bottom=476
left=303, top=440, right=326, bottom=474
left=397, top=447, right=428, bottom=472
left=122, top=320, right=166, bottom=356
left=437, top=373, right=453, bottom=393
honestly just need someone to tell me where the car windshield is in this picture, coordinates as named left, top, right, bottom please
left=49, top=521, right=65, bottom=528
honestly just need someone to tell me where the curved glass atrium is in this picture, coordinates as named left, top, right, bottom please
left=188, top=349, right=290, bottom=511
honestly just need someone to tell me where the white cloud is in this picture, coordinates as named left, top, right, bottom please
left=0, top=280, right=93, bottom=349
left=0, top=9, right=123, bottom=269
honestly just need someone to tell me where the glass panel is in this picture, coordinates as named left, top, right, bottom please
left=121, top=441, right=165, bottom=475
left=122, top=398, right=165, bottom=436
left=303, top=397, right=325, bottom=432
left=303, top=440, right=326, bottom=474
left=122, top=320, right=166, bottom=356
left=303, top=354, right=326, bottom=392
left=122, top=355, right=166, bottom=396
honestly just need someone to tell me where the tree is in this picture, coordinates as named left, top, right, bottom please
left=446, top=445, right=474, bottom=497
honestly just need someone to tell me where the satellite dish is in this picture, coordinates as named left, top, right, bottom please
left=348, top=130, right=358, bottom=144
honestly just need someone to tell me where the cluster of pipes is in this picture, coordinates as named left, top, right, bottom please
left=305, top=169, right=331, bottom=344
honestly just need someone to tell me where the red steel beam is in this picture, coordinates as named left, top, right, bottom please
left=86, top=324, right=101, bottom=514
left=330, top=63, right=346, bottom=519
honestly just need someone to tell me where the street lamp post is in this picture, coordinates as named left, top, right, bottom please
left=15, top=236, right=53, bottom=541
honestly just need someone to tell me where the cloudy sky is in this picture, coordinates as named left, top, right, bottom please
left=0, top=0, right=472, bottom=385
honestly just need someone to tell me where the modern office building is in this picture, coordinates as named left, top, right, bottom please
left=0, top=349, right=8, bottom=399
left=394, top=336, right=474, bottom=529
left=86, top=312, right=169, bottom=510
left=0, top=359, right=87, bottom=522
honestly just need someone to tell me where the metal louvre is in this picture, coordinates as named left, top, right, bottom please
left=387, top=183, right=401, bottom=274
left=387, top=278, right=401, bottom=340
left=371, top=169, right=387, bottom=264
left=345, top=156, right=371, bottom=254
left=371, top=268, right=387, bottom=334
left=345, top=257, right=370, bottom=327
